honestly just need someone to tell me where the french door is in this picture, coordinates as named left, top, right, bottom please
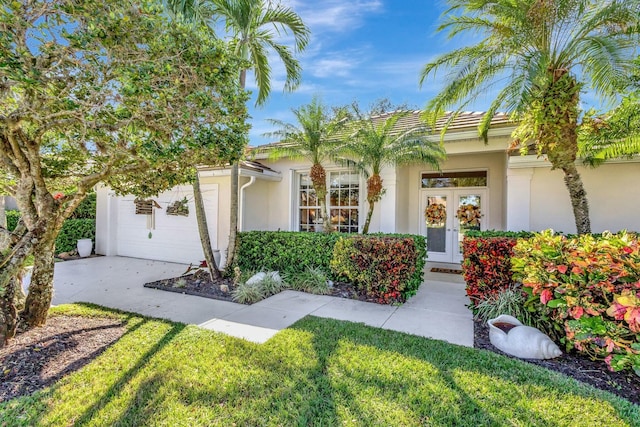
left=420, top=189, right=487, bottom=263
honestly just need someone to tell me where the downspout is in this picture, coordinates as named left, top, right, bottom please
left=238, top=176, right=256, bottom=231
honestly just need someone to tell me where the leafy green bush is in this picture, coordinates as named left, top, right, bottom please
left=70, top=192, right=97, bottom=219
left=286, top=266, right=331, bottom=295
left=234, top=231, right=346, bottom=278
left=512, top=230, right=640, bottom=375
left=55, top=219, right=96, bottom=253
left=6, top=210, right=20, bottom=230
left=331, top=236, right=418, bottom=304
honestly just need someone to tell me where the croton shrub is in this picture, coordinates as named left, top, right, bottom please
left=512, top=230, right=640, bottom=375
left=331, top=236, right=420, bottom=304
left=461, top=230, right=532, bottom=309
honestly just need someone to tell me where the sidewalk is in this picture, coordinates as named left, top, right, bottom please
left=43, top=256, right=473, bottom=347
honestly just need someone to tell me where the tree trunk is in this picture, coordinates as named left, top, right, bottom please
left=193, top=173, right=221, bottom=280
left=22, top=235, right=56, bottom=327
left=0, top=275, right=24, bottom=347
left=561, top=163, right=591, bottom=234
left=225, top=162, right=239, bottom=269
left=0, top=196, right=6, bottom=229
left=362, top=200, right=375, bottom=234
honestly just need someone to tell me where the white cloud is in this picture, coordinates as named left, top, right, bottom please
left=289, top=0, right=383, bottom=33
left=310, top=58, right=357, bottom=78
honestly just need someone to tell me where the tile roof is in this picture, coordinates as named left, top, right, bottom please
left=255, top=110, right=514, bottom=149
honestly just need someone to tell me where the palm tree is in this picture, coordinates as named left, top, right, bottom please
left=165, top=0, right=310, bottom=267
left=419, top=0, right=640, bottom=234
left=580, top=96, right=640, bottom=166
left=341, top=109, right=446, bottom=234
left=265, top=97, right=345, bottom=232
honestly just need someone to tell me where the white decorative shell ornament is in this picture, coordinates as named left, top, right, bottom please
left=488, top=315, right=562, bottom=360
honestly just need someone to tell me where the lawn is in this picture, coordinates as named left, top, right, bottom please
left=1, top=304, right=638, bottom=426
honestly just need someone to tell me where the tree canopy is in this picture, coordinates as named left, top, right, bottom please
left=0, top=0, right=248, bottom=338
left=420, top=0, right=640, bottom=234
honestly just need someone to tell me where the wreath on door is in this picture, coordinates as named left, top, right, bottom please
left=456, top=204, right=481, bottom=227
left=424, top=203, right=446, bottom=227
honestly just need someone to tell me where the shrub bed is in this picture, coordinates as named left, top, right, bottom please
left=512, top=230, right=640, bottom=375
left=331, top=236, right=419, bottom=304
left=461, top=230, right=533, bottom=308
left=234, top=231, right=345, bottom=278
left=234, top=231, right=427, bottom=304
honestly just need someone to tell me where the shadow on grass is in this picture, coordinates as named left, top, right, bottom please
left=288, top=316, right=640, bottom=426
left=71, top=320, right=186, bottom=426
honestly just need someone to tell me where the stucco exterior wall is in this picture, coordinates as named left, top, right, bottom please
left=402, top=151, right=507, bottom=235
left=95, top=183, right=219, bottom=265
left=528, top=161, right=640, bottom=233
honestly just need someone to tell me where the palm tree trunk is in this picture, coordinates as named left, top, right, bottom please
left=226, top=162, right=239, bottom=269
left=193, top=173, right=221, bottom=280
left=561, top=164, right=591, bottom=234
left=362, top=200, right=376, bottom=234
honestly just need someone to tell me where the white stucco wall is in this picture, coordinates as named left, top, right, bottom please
left=526, top=160, right=640, bottom=233
left=95, top=183, right=219, bottom=265
left=402, top=151, right=507, bottom=235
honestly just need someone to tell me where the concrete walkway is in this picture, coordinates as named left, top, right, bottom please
left=41, top=256, right=473, bottom=347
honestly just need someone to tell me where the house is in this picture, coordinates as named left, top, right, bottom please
left=95, top=111, right=640, bottom=266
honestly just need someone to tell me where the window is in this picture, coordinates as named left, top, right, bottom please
left=297, top=170, right=359, bottom=233
left=298, top=173, right=321, bottom=232
left=421, top=171, right=487, bottom=188
left=329, top=171, right=359, bottom=233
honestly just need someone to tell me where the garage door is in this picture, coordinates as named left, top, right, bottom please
left=115, top=184, right=218, bottom=264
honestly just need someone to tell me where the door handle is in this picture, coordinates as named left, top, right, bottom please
left=453, top=229, right=458, bottom=232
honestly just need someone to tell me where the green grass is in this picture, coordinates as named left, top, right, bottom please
left=2, top=304, right=638, bottom=426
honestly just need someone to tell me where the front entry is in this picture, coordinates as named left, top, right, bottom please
left=420, top=189, right=487, bottom=263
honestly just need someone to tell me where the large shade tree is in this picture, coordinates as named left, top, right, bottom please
left=420, top=0, right=640, bottom=234
left=265, top=97, right=346, bottom=232
left=0, top=0, right=247, bottom=344
left=341, top=106, right=446, bottom=234
left=167, top=0, right=310, bottom=267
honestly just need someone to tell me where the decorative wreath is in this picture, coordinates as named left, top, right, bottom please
left=424, top=203, right=447, bottom=226
left=456, top=204, right=482, bottom=227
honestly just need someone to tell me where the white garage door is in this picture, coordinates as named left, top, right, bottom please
left=115, top=184, right=218, bottom=265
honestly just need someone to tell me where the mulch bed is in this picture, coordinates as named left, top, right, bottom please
left=144, top=271, right=381, bottom=304
left=474, top=319, right=639, bottom=405
left=0, top=315, right=126, bottom=403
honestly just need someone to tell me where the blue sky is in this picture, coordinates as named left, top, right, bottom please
left=246, top=0, right=456, bottom=146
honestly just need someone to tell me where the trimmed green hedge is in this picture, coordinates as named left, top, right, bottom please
left=55, top=219, right=96, bottom=253
left=234, top=231, right=345, bottom=278
left=234, top=231, right=427, bottom=299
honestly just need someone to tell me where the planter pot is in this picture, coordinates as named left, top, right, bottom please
left=77, top=239, right=93, bottom=258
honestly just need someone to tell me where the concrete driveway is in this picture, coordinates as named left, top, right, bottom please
left=34, top=256, right=473, bottom=346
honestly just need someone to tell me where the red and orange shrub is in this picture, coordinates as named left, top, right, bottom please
left=461, top=231, right=532, bottom=308
left=331, top=236, right=419, bottom=304
left=512, top=230, right=640, bottom=374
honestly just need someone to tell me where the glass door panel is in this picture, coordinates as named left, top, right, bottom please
left=425, top=195, right=447, bottom=254
left=454, top=192, right=484, bottom=263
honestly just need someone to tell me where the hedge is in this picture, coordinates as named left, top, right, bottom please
left=461, top=230, right=533, bottom=308
left=331, top=236, right=419, bottom=304
left=234, top=231, right=345, bottom=278
left=55, top=219, right=96, bottom=253
left=234, top=231, right=427, bottom=301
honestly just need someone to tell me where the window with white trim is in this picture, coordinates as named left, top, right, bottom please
left=297, top=170, right=359, bottom=232
left=329, top=171, right=359, bottom=233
